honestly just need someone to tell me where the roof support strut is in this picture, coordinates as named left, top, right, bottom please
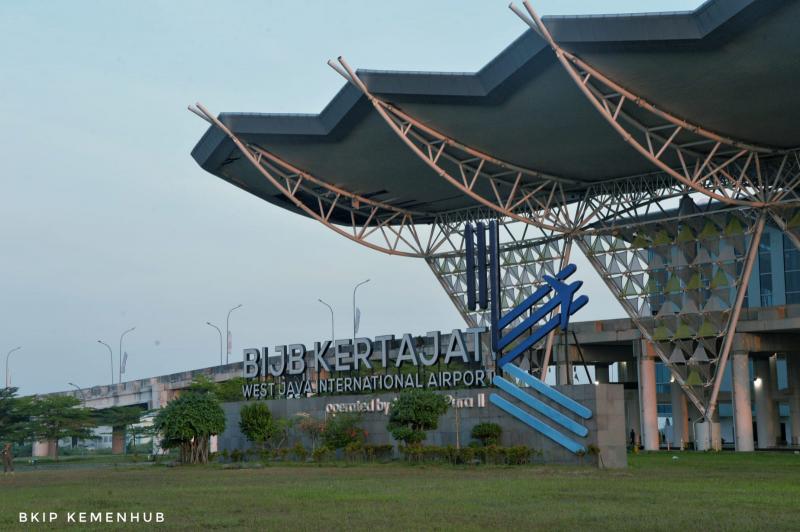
left=190, top=103, right=465, bottom=258
left=329, top=57, right=588, bottom=234
left=511, top=1, right=800, bottom=209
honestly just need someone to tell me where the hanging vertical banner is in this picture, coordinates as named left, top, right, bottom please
left=355, top=307, right=361, bottom=334
left=465, top=224, right=476, bottom=311
left=227, top=331, right=232, bottom=358
left=476, top=222, right=488, bottom=310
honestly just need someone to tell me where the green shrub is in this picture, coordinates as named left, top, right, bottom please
left=363, top=444, right=394, bottom=462
left=471, top=423, right=502, bottom=446
left=292, top=442, right=308, bottom=462
left=321, top=413, right=366, bottom=450
left=344, top=441, right=365, bottom=462
left=296, top=415, right=325, bottom=450
left=312, top=445, right=332, bottom=463
left=458, top=446, right=477, bottom=465
left=230, top=449, right=243, bottom=463
left=239, top=403, right=274, bottom=449
left=485, top=444, right=508, bottom=465
left=399, top=443, right=424, bottom=463
left=387, top=389, right=449, bottom=445
left=506, top=445, right=532, bottom=465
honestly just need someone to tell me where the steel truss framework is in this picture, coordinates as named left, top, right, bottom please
left=194, top=3, right=800, bottom=428
left=506, top=0, right=800, bottom=421
left=511, top=1, right=800, bottom=210
left=190, top=103, right=498, bottom=258
left=578, top=205, right=764, bottom=416
left=427, top=225, right=571, bottom=378
left=329, top=58, right=713, bottom=236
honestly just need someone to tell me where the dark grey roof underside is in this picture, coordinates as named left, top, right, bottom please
left=191, top=0, right=800, bottom=224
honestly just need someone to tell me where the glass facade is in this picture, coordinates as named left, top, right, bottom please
left=655, top=363, right=671, bottom=394
left=759, top=232, right=773, bottom=306
left=785, top=234, right=800, bottom=304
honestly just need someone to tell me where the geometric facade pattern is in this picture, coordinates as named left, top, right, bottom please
left=578, top=206, right=760, bottom=412
left=428, top=234, right=568, bottom=370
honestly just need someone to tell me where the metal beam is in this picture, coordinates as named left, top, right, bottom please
left=705, top=213, right=766, bottom=421
left=512, top=1, right=800, bottom=209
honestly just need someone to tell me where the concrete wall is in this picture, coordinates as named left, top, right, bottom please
left=218, top=384, right=626, bottom=468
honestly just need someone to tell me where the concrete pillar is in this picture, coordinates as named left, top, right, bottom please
left=788, top=355, right=800, bottom=446
left=595, top=364, right=610, bottom=384
left=555, top=345, right=569, bottom=386
left=112, top=428, right=125, bottom=455
left=670, top=380, right=689, bottom=449
left=638, top=347, right=659, bottom=451
left=32, top=440, right=50, bottom=458
left=731, top=351, right=754, bottom=451
left=710, top=410, right=722, bottom=451
left=754, top=357, right=778, bottom=449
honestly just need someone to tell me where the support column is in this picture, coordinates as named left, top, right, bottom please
left=112, top=427, right=125, bottom=455
left=32, top=440, right=50, bottom=458
left=731, top=351, right=754, bottom=451
left=788, top=355, right=800, bottom=446
left=754, top=357, right=778, bottom=449
left=639, top=342, right=659, bottom=451
left=555, top=345, right=569, bottom=386
left=670, top=380, right=689, bottom=449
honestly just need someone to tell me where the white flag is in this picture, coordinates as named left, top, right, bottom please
left=354, top=307, right=361, bottom=334
left=121, top=352, right=128, bottom=374
left=227, top=331, right=232, bottom=356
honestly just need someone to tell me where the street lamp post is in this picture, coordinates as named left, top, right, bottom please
left=68, top=382, right=87, bottom=406
left=352, top=279, right=370, bottom=339
left=206, top=322, right=224, bottom=366
left=318, top=299, right=335, bottom=343
left=119, top=327, right=136, bottom=384
left=5, top=346, right=21, bottom=389
left=97, top=340, right=114, bottom=384
left=226, top=304, right=243, bottom=364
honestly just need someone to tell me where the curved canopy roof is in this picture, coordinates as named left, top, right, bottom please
left=191, top=0, right=800, bottom=224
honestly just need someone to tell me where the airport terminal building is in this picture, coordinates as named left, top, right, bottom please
left=54, top=0, right=800, bottom=459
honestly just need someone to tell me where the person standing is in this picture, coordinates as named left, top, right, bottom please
left=2, top=443, right=14, bottom=474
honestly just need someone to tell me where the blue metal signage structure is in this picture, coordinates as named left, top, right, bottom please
left=464, top=221, right=592, bottom=453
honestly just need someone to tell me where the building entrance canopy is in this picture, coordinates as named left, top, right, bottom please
left=190, top=0, right=800, bottom=433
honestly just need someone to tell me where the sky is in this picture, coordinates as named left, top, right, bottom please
left=0, top=0, right=703, bottom=395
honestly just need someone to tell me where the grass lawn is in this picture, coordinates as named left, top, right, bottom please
left=0, top=452, right=798, bottom=530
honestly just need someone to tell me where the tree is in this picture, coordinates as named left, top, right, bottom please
left=471, top=423, right=502, bottom=446
left=216, top=377, right=249, bottom=402
left=322, top=412, right=366, bottom=450
left=186, top=375, right=249, bottom=403
left=296, top=414, right=325, bottom=450
left=387, top=389, right=449, bottom=445
left=0, top=387, right=32, bottom=445
left=239, top=402, right=274, bottom=449
left=153, top=391, right=225, bottom=464
left=93, top=406, right=146, bottom=453
left=27, top=395, right=95, bottom=461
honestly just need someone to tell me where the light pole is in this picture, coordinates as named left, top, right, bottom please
left=97, top=340, right=114, bottom=384
left=206, top=322, right=224, bottom=366
left=68, top=382, right=87, bottom=406
left=119, top=327, right=136, bottom=384
left=5, top=346, right=21, bottom=389
left=68, top=382, right=88, bottom=452
left=352, top=279, right=370, bottom=339
left=318, top=299, right=335, bottom=342
left=226, top=304, right=243, bottom=364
